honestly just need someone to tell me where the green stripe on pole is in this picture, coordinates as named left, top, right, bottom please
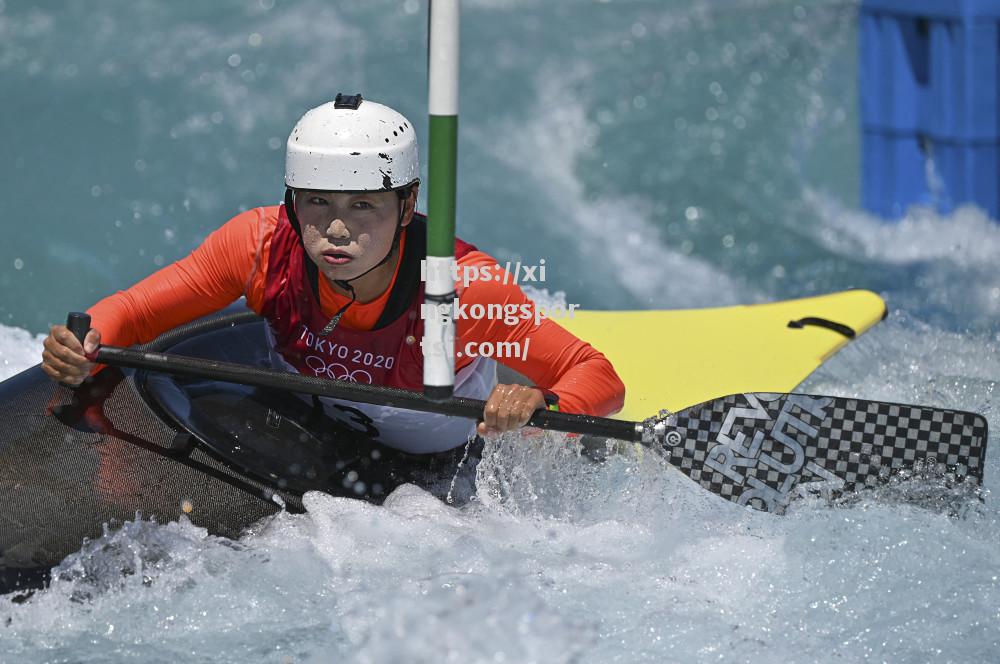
left=427, top=114, right=458, bottom=257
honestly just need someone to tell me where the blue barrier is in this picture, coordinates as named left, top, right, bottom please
left=860, top=0, right=1000, bottom=220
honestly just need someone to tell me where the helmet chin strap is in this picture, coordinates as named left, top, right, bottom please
left=284, top=187, right=410, bottom=336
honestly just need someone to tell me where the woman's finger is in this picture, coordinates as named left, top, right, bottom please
left=41, top=349, right=79, bottom=376
left=479, top=384, right=511, bottom=435
left=83, top=328, right=101, bottom=357
left=479, top=384, right=546, bottom=434
left=41, top=350, right=87, bottom=383
left=53, top=325, right=85, bottom=353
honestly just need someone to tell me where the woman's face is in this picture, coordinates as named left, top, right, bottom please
left=294, top=189, right=412, bottom=285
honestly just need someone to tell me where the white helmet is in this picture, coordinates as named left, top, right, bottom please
left=285, top=93, right=419, bottom=192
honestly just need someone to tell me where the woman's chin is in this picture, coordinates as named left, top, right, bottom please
left=317, top=259, right=376, bottom=286
left=319, top=264, right=358, bottom=281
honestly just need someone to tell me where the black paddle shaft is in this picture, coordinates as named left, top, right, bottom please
left=96, top=346, right=640, bottom=441
left=67, top=313, right=641, bottom=443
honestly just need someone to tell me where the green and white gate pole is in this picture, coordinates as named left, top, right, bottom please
left=423, top=0, right=460, bottom=401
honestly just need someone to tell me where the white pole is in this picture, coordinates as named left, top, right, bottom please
left=423, top=0, right=460, bottom=401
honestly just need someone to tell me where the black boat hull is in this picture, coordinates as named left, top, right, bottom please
left=0, top=309, right=480, bottom=595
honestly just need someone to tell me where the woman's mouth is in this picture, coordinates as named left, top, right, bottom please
left=322, top=251, right=354, bottom=265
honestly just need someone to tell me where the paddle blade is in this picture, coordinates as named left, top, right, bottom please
left=657, top=393, right=988, bottom=513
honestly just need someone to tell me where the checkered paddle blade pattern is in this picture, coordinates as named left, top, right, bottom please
left=659, top=393, right=988, bottom=513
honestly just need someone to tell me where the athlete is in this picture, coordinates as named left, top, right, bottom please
left=41, top=94, right=625, bottom=453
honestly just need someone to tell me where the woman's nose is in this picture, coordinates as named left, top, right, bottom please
left=326, top=217, right=349, bottom=238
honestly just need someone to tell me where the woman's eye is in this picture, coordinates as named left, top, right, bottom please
left=308, top=197, right=328, bottom=205
left=353, top=201, right=374, bottom=210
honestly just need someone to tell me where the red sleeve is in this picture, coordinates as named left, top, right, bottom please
left=87, top=208, right=273, bottom=347
left=455, top=251, right=625, bottom=417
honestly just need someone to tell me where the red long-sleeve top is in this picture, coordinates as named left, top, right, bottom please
left=88, top=206, right=625, bottom=416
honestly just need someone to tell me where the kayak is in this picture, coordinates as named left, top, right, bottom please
left=0, top=308, right=491, bottom=595
left=0, top=289, right=886, bottom=594
left=560, top=289, right=887, bottom=419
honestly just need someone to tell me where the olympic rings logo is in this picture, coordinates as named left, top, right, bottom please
left=305, top=355, right=374, bottom=384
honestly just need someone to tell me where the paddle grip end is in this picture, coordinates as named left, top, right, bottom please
left=60, top=312, right=93, bottom=389
left=66, top=312, right=92, bottom=345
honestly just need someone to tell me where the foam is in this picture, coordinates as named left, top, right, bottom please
left=470, top=65, right=756, bottom=308
left=0, top=324, right=45, bottom=381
